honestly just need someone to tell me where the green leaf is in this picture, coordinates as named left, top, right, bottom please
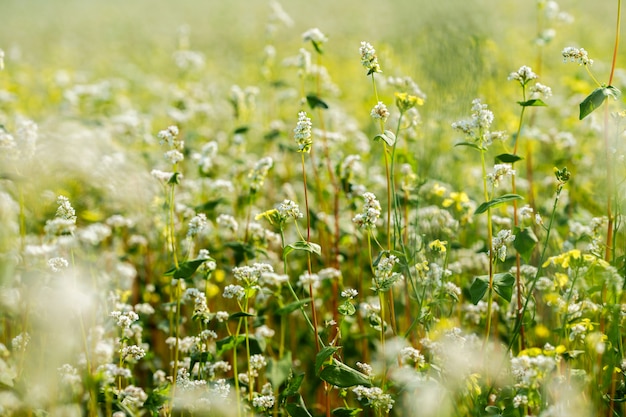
left=228, top=311, right=256, bottom=320
left=454, top=141, right=486, bottom=151
left=285, top=395, right=313, bottom=417
left=216, top=335, right=245, bottom=356
left=474, top=194, right=523, bottom=215
left=189, top=351, right=213, bottom=376
left=267, top=351, right=292, bottom=388
left=282, top=372, right=305, bottom=398
left=311, top=41, right=324, bottom=55
left=373, top=130, right=396, bottom=147
left=167, top=172, right=182, bottom=185
left=579, top=86, right=621, bottom=120
left=469, top=276, right=489, bottom=305
left=276, top=299, right=312, bottom=315
left=518, top=99, right=547, bottom=107
left=319, top=361, right=371, bottom=388
left=332, top=407, right=363, bottom=416
left=144, top=385, right=171, bottom=417
left=315, top=346, right=339, bottom=375
left=495, top=153, right=523, bottom=164
left=513, top=226, right=538, bottom=263
left=284, top=241, right=321, bottom=257
left=164, top=257, right=211, bottom=280
left=338, top=301, right=356, bottom=316
left=493, top=272, right=515, bottom=302
left=484, top=405, right=502, bottom=415
left=306, top=94, right=329, bottom=109
left=234, top=125, right=249, bottom=134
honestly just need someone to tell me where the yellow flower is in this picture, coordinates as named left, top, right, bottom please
left=443, top=191, right=469, bottom=211
left=428, top=239, right=448, bottom=254
left=394, top=92, right=424, bottom=113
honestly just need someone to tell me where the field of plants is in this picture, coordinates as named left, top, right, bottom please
left=1, top=0, right=626, bottom=416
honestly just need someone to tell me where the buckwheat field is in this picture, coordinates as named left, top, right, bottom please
left=1, top=1, right=625, bottom=416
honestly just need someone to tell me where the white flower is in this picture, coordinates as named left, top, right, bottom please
left=341, top=288, right=358, bottom=299
left=48, top=257, right=69, bottom=272
left=223, top=284, right=245, bottom=300
left=507, top=65, right=538, bottom=85
left=187, top=213, right=208, bottom=238
left=302, top=28, right=328, bottom=44
left=352, top=191, right=381, bottom=229
left=360, top=41, right=382, bottom=74
left=370, top=101, right=389, bottom=121
left=487, top=163, right=516, bottom=188
left=294, top=111, right=313, bottom=152
left=562, top=46, right=593, bottom=65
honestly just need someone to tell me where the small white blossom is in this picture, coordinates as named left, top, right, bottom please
left=294, top=111, right=313, bottom=153
left=360, top=41, right=382, bottom=74
left=562, top=46, right=593, bottom=65
left=341, top=288, right=358, bottom=299
left=302, top=28, right=328, bottom=44
left=507, top=65, right=538, bottom=85
left=48, top=257, right=69, bottom=272
left=370, top=101, right=389, bottom=121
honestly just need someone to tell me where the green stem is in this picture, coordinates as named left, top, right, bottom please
left=480, top=149, right=495, bottom=346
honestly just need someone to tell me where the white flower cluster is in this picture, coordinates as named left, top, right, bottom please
left=452, top=99, right=507, bottom=147
left=507, top=65, right=538, bottom=85
left=302, top=27, right=327, bottom=44
left=359, top=41, right=382, bottom=74
left=487, top=163, right=516, bottom=188
left=562, top=46, right=593, bottom=66
left=370, top=101, right=389, bottom=121
left=293, top=111, right=313, bottom=153
left=187, top=213, right=208, bottom=238
left=277, top=199, right=303, bottom=221
left=352, top=385, right=394, bottom=412
left=121, top=344, right=146, bottom=361
left=352, top=191, right=382, bottom=229
left=110, top=311, right=139, bottom=329
left=492, top=229, right=516, bottom=262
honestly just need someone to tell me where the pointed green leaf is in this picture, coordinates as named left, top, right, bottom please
left=311, top=41, right=324, bottom=55
left=495, top=153, right=523, bottom=164
left=518, top=99, right=547, bottom=107
left=167, top=172, right=182, bottom=185
left=493, top=272, right=515, bottom=302
left=282, top=372, right=305, bottom=398
left=513, top=226, right=538, bottom=263
left=267, top=351, right=292, bottom=388
left=373, top=130, right=396, bottom=147
left=228, top=311, right=256, bottom=320
left=319, top=361, right=371, bottom=388
left=474, top=194, right=523, bottom=215
left=454, top=141, right=486, bottom=151
left=579, top=86, right=620, bottom=120
left=284, top=241, right=321, bottom=257
left=276, top=298, right=312, bottom=315
left=306, top=94, right=329, bottom=110
left=469, top=275, right=489, bottom=305
left=315, top=346, right=339, bottom=375
left=286, top=395, right=313, bottom=417
left=216, top=335, right=246, bottom=356
left=164, top=257, right=211, bottom=280
left=332, top=407, right=363, bottom=416
left=234, top=125, right=249, bottom=134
